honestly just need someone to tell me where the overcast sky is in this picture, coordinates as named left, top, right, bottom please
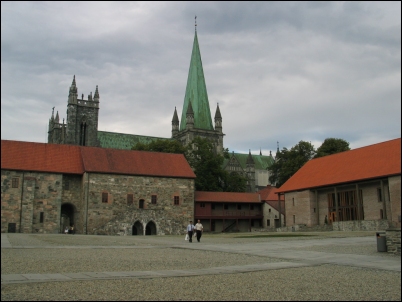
left=1, top=2, right=401, bottom=156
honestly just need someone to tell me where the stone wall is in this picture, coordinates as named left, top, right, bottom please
left=1, top=170, right=24, bottom=233
left=1, top=170, right=62, bottom=234
left=332, top=220, right=390, bottom=231
left=87, top=173, right=194, bottom=235
left=262, top=202, right=285, bottom=228
left=283, top=179, right=398, bottom=228
left=276, top=224, right=333, bottom=232
left=386, top=228, right=401, bottom=255
left=388, top=176, right=401, bottom=228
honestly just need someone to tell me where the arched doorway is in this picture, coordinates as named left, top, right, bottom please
left=132, top=221, right=143, bottom=235
left=61, top=203, right=75, bottom=233
left=145, top=221, right=157, bottom=235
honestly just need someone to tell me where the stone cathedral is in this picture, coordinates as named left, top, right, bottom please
left=47, top=28, right=274, bottom=192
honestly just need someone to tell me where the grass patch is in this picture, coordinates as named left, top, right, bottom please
left=235, top=234, right=316, bottom=238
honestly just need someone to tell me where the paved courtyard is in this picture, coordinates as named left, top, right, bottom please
left=1, top=231, right=401, bottom=301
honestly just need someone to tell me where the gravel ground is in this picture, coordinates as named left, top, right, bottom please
left=1, top=248, right=285, bottom=274
left=1, top=265, right=400, bottom=301
left=1, top=232, right=401, bottom=301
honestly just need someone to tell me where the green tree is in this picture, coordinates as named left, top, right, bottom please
left=185, top=137, right=228, bottom=191
left=131, top=139, right=186, bottom=154
left=314, top=138, right=350, bottom=158
left=268, top=141, right=316, bottom=187
left=132, top=137, right=248, bottom=192
left=222, top=172, right=248, bottom=192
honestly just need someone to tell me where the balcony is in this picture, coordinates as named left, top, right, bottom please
left=209, top=210, right=262, bottom=217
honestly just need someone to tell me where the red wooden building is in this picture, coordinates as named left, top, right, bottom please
left=194, top=191, right=263, bottom=232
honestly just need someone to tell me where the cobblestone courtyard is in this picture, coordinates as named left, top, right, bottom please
left=1, top=231, right=401, bottom=301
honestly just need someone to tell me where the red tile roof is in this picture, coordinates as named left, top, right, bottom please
left=81, top=147, right=195, bottom=178
left=278, top=138, right=401, bottom=193
left=1, top=140, right=84, bottom=174
left=195, top=191, right=261, bottom=203
left=258, top=185, right=284, bottom=201
left=1, top=140, right=196, bottom=179
left=257, top=185, right=285, bottom=212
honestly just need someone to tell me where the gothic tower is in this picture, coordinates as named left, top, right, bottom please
left=246, top=150, right=256, bottom=192
left=172, top=24, right=224, bottom=154
left=64, top=76, right=100, bottom=146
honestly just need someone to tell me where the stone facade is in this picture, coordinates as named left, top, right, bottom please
left=386, top=228, right=401, bottom=255
left=262, top=202, right=285, bottom=229
left=1, top=169, right=194, bottom=235
left=1, top=170, right=62, bottom=234
left=283, top=177, right=399, bottom=231
left=85, top=173, right=194, bottom=235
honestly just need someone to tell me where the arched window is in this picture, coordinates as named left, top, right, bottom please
left=139, top=199, right=144, bottom=209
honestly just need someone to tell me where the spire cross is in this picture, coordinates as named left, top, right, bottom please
left=195, top=15, right=197, bottom=32
left=52, top=107, right=55, bottom=114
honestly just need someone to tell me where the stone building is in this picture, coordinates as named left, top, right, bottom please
left=277, top=138, right=401, bottom=231
left=224, top=150, right=275, bottom=192
left=1, top=140, right=195, bottom=235
left=258, top=185, right=285, bottom=229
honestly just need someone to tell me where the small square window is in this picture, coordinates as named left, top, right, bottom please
left=12, top=178, right=19, bottom=188
left=174, top=196, right=179, bottom=205
left=211, top=204, right=215, bottom=210
left=127, top=194, right=133, bottom=205
left=269, top=208, right=271, bottom=213
left=139, top=199, right=144, bottom=209
left=224, top=204, right=228, bottom=210
left=200, top=203, right=205, bottom=208
left=102, top=192, right=108, bottom=203
left=151, top=195, right=157, bottom=204
left=237, top=204, right=241, bottom=210
left=40, top=212, right=44, bottom=223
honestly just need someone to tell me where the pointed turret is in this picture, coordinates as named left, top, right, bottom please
left=180, top=30, right=213, bottom=131
left=68, top=75, right=78, bottom=104
left=247, top=150, right=255, bottom=165
left=186, top=102, right=194, bottom=129
left=88, top=92, right=92, bottom=102
left=171, top=107, right=179, bottom=137
left=214, top=103, right=222, bottom=132
left=94, top=85, right=100, bottom=102
left=260, top=148, right=262, bottom=156
left=55, top=111, right=59, bottom=123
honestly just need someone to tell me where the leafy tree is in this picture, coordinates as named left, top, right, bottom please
left=132, top=137, right=248, bottom=192
left=314, top=138, right=350, bottom=158
left=131, top=139, right=186, bottom=154
left=268, top=141, right=316, bottom=187
left=185, top=137, right=228, bottom=191
left=222, top=172, right=248, bottom=193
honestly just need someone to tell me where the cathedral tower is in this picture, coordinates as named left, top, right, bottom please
left=172, top=22, right=224, bottom=154
left=65, top=76, right=100, bottom=146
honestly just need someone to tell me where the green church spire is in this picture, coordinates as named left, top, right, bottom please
left=180, top=28, right=214, bottom=131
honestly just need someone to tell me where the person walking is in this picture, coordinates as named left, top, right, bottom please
left=194, top=219, right=203, bottom=242
left=186, top=220, right=195, bottom=243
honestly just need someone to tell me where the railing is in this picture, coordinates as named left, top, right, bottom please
left=209, top=210, right=262, bottom=217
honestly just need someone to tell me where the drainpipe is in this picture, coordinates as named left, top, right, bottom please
left=19, top=172, right=25, bottom=233
left=380, top=179, right=387, bottom=220
left=85, top=173, right=90, bottom=234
